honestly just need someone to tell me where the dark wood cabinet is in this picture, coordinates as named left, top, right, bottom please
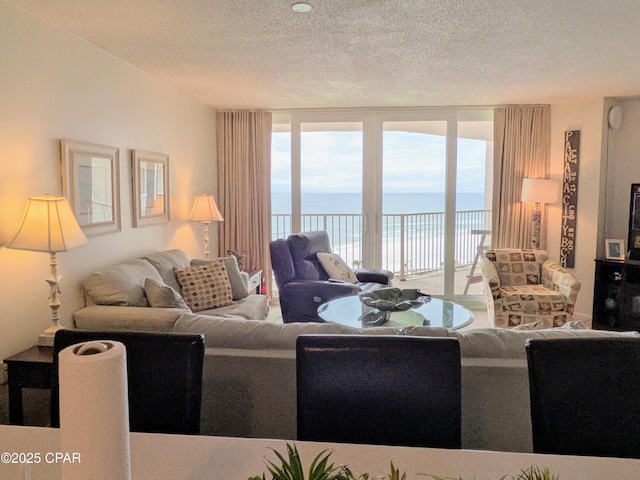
left=593, top=259, right=640, bottom=331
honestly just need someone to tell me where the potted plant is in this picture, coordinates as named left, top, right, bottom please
left=248, top=444, right=558, bottom=480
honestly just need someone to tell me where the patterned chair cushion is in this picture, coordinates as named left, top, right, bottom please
left=500, top=285, right=567, bottom=313
left=485, top=249, right=549, bottom=287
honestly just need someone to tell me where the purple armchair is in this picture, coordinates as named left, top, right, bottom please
left=270, top=231, right=393, bottom=323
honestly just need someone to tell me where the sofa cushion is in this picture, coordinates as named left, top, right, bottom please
left=174, top=312, right=403, bottom=350
left=196, top=294, right=269, bottom=320
left=144, top=249, right=191, bottom=293
left=191, top=256, right=249, bottom=300
left=500, top=285, right=567, bottom=312
left=175, top=263, right=233, bottom=312
left=317, top=252, right=358, bottom=283
left=403, top=325, right=640, bottom=359
left=83, top=258, right=163, bottom=307
left=144, top=277, right=189, bottom=309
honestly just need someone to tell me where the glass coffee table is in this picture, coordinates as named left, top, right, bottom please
left=317, top=294, right=474, bottom=330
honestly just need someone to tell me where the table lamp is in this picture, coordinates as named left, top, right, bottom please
left=521, top=178, right=561, bottom=249
left=6, top=195, right=88, bottom=346
left=189, top=194, right=224, bottom=259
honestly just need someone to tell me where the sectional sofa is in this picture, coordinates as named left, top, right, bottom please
left=71, top=250, right=639, bottom=453
left=73, top=249, right=269, bottom=331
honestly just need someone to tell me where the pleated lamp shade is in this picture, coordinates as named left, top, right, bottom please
left=7, top=195, right=88, bottom=253
left=188, top=194, right=224, bottom=223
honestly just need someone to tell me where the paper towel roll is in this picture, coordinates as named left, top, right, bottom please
left=59, top=340, right=131, bottom=480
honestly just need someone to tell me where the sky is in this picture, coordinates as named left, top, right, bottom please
left=271, top=130, right=488, bottom=194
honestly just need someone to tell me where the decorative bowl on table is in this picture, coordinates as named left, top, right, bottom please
left=357, top=288, right=431, bottom=325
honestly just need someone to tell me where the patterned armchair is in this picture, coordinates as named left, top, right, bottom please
left=481, top=249, right=581, bottom=329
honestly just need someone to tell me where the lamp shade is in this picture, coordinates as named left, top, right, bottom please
left=7, top=195, right=88, bottom=253
left=188, top=194, right=224, bottom=223
left=521, top=178, right=561, bottom=204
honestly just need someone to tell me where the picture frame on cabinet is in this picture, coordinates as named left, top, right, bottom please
left=605, top=239, right=625, bottom=261
left=60, top=139, right=121, bottom=237
left=131, top=149, right=170, bottom=227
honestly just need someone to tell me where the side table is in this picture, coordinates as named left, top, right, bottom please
left=247, top=269, right=263, bottom=294
left=3, top=345, right=53, bottom=425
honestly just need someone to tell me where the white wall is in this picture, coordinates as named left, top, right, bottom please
left=547, top=99, right=605, bottom=320
left=0, top=1, right=217, bottom=360
left=602, top=98, right=640, bottom=244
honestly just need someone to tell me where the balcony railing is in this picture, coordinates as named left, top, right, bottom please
left=272, top=210, right=490, bottom=280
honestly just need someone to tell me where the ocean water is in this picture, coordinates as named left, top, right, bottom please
left=271, top=192, right=490, bottom=271
left=272, top=192, right=487, bottom=214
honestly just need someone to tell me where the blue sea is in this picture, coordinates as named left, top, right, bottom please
left=272, top=192, right=487, bottom=214
left=271, top=192, right=490, bottom=270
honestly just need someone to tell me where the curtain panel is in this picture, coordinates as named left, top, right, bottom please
left=216, top=110, right=273, bottom=295
left=492, top=106, right=550, bottom=249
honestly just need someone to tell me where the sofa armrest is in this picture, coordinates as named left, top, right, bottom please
left=541, top=260, right=582, bottom=306
left=73, top=305, right=187, bottom=332
left=481, top=259, right=500, bottom=288
left=354, top=268, right=394, bottom=285
left=481, top=259, right=503, bottom=314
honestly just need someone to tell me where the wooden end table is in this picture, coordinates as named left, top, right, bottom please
left=3, top=345, right=54, bottom=425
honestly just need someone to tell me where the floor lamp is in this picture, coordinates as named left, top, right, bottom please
left=6, top=195, right=88, bottom=346
left=521, top=178, right=561, bottom=250
left=189, top=194, right=224, bottom=259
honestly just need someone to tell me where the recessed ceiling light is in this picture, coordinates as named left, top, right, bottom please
left=292, top=2, right=312, bottom=13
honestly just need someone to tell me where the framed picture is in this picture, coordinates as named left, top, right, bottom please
left=61, top=139, right=121, bottom=237
left=605, top=239, right=625, bottom=261
left=131, top=150, right=170, bottom=227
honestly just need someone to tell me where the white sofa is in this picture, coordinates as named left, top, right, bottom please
left=71, top=250, right=639, bottom=452
left=73, top=249, right=269, bottom=331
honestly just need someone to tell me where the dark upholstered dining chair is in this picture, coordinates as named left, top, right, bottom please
left=51, top=329, right=205, bottom=435
left=296, top=334, right=461, bottom=448
left=526, top=337, right=640, bottom=458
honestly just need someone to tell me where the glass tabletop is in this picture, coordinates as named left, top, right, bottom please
left=317, top=294, right=474, bottom=330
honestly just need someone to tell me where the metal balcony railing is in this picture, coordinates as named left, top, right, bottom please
left=272, top=210, right=490, bottom=280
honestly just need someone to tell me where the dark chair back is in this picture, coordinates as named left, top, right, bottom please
left=51, top=329, right=205, bottom=435
left=270, top=230, right=333, bottom=290
left=296, top=334, right=461, bottom=448
left=526, top=337, right=640, bottom=458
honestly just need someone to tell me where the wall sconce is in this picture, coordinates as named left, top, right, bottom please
left=188, top=194, right=224, bottom=259
left=521, top=178, right=561, bottom=250
left=6, top=195, right=88, bottom=346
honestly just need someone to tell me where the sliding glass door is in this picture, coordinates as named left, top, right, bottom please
left=381, top=119, right=448, bottom=295
left=272, top=109, right=493, bottom=301
left=299, top=121, right=364, bottom=268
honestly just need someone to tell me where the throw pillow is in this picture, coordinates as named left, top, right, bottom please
left=144, top=277, right=189, bottom=309
left=174, top=262, right=233, bottom=312
left=317, top=252, right=358, bottom=283
left=513, top=320, right=544, bottom=330
left=190, top=256, right=249, bottom=300
left=83, top=258, right=164, bottom=307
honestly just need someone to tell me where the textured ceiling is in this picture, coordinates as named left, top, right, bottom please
left=9, top=0, right=640, bottom=109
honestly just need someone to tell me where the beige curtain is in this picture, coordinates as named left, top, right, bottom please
left=492, top=106, right=550, bottom=249
left=216, top=111, right=273, bottom=295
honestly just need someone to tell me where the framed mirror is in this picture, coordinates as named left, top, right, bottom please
left=61, top=139, right=121, bottom=237
left=131, top=150, right=170, bottom=227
